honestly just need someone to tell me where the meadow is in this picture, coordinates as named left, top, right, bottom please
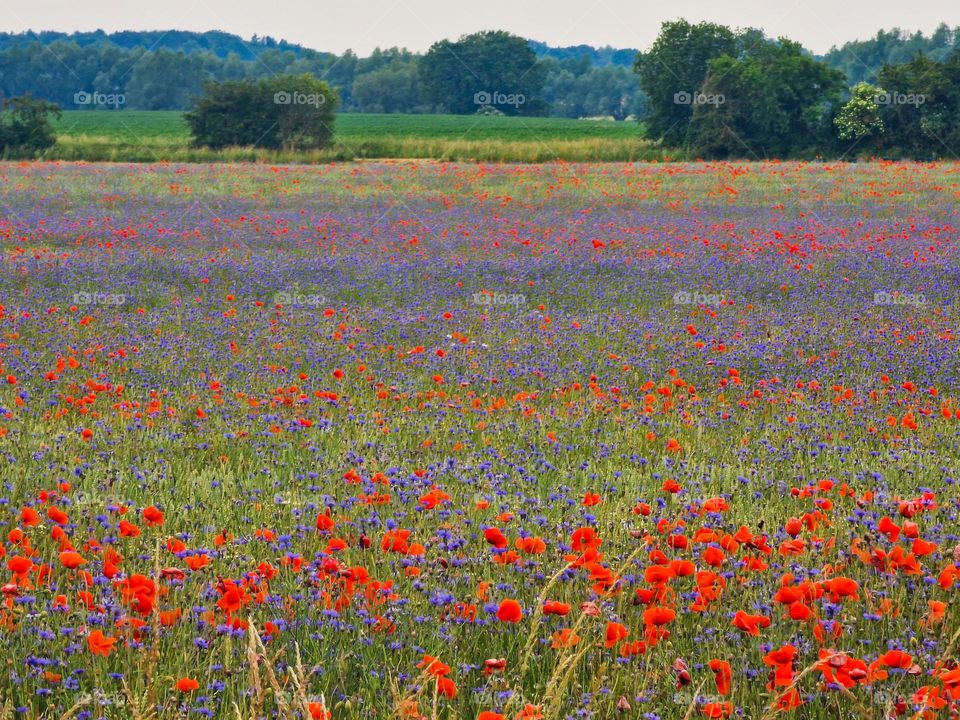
left=49, top=112, right=660, bottom=163
left=0, top=159, right=959, bottom=720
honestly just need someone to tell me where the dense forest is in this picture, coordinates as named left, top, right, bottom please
left=0, top=29, right=643, bottom=118
left=2, top=25, right=958, bottom=119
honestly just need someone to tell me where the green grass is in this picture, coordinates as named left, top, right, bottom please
left=50, top=110, right=663, bottom=162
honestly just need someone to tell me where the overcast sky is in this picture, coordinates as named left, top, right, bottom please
left=1, top=0, right=955, bottom=55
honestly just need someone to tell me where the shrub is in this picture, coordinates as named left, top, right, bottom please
left=184, top=75, right=338, bottom=151
left=0, top=95, right=61, bottom=156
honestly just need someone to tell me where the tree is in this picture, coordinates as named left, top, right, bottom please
left=541, top=57, right=646, bottom=119
left=125, top=50, right=211, bottom=109
left=823, top=25, right=960, bottom=85
left=0, top=95, right=61, bottom=155
left=876, top=52, right=960, bottom=158
left=184, top=74, right=338, bottom=151
left=685, top=40, right=846, bottom=158
left=351, top=62, right=424, bottom=113
left=834, top=82, right=885, bottom=144
left=633, top=20, right=738, bottom=145
left=261, top=75, right=338, bottom=151
left=419, top=31, right=546, bottom=115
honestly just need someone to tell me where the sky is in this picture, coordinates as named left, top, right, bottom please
left=1, top=0, right=955, bottom=56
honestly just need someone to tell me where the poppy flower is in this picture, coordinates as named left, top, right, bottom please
left=570, top=527, right=602, bottom=551
left=496, top=599, right=522, bottom=622
left=551, top=629, right=580, bottom=648
left=7, top=556, right=32, bottom=574
left=307, top=703, right=331, bottom=720
left=823, top=577, right=859, bottom=601
left=604, top=622, right=629, bottom=648
left=87, top=630, right=117, bottom=656
left=543, top=601, right=571, bottom=616
left=709, top=659, right=732, bottom=695
left=483, top=658, right=506, bottom=675
left=642, top=606, right=676, bottom=626
left=732, top=611, right=771, bottom=636
left=185, top=555, right=209, bottom=571
left=417, top=655, right=450, bottom=677
left=175, top=677, right=199, bottom=692
left=701, top=702, right=733, bottom=718
left=878, top=650, right=913, bottom=669
left=582, top=492, right=602, bottom=506
left=763, top=644, right=798, bottom=668
left=59, top=551, right=86, bottom=569
left=483, top=527, right=508, bottom=549
left=788, top=602, right=813, bottom=621
left=118, top=520, right=141, bottom=537
left=315, top=512, right=335, bottom=531
left=47, top=507, right=69, bottom=525
left=702, top=546, right=726, bottom=566
left=142, top=506, right=164, bottom=526
left=436, top=676, right=456, bottom=698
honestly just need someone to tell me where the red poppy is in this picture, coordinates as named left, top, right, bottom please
left=543, top=601, right=571, bottom=616
left=87, top=630, right=117, bottom=656
left=701, top=702, right=733, bottom=718
left=47, top=507, right=69, bottom=525
left=878, top=650, right=913, bottom=669
left=59, top=551, right=86, bottom=569
left=436, top=676, right=456, bottom=698
left=7, top=556, right=32, bottom=574
left=642, top=606, right=676, bottom=626
left=709, top=659, right=731, bottom=696
left=604, top=622, right=629, bottom=648
left=175, top=678, right=199, bottom=692
left=142, top=506, right=164, bottom=526
left=732, top=611, right=771, bottom=636
left=483, top=527, right=508, bottom=549
left=571, top=527, right=602, bottom=551
left=496, top=599, right=522, bottom=623
left=823, top=577, right=859, bottom=601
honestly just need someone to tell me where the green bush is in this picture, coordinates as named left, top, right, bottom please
left=184, top=74, right=338, bottom=151
left=0, top=95, right=61, bottom=156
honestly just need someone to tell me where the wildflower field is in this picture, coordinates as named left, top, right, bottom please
left=1, top=160, right=959, bottom=720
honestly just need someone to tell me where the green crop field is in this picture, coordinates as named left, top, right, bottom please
left=50, top=111, right=660, bottom=162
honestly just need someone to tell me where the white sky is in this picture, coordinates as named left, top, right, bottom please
left=2, top=0, right=955, bottom=55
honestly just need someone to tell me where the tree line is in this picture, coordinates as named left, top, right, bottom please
left=635, top=20, right=960, bottom=159
left=0, top=29, right=642, bottom=119
left=3, top=24, right=958, bottom=121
